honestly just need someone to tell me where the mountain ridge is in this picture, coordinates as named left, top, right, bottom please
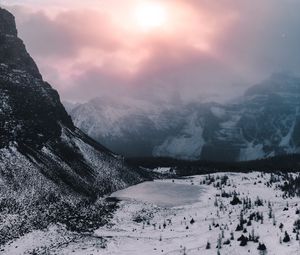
left=67, top=73, right=300, bottom=162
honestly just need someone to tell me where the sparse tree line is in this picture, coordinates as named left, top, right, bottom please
left=199, top=173, right=300, bottom=254
left=0, top=192, right=117, bottom=246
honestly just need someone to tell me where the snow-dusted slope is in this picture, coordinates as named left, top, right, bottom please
left=3, top=172, right=300, bottom=255
left=68, top=73, right=300, bottom=161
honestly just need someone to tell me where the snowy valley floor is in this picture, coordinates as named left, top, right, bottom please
left=2, top=172, right=300, bottom=255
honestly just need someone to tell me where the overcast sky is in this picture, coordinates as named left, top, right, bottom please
left=2, top=0, right=300, bottom=103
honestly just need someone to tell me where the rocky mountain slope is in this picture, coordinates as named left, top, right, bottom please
left=68, top=73, right=300, bottom=162
left=67, top=97, right=181, bottom=157
left=0, top=7, right=145, bottom=203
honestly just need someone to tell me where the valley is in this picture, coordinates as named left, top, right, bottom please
left=2, top=172, right=300, bottom=255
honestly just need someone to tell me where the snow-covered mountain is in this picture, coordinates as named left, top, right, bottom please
left=0, top=7, right=145, bottom=202
left=67, top=73, right=300, bottom=161
left=67, top=97, right=182, bottom=157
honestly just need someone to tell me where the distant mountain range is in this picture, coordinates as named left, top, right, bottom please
left=0, top=7, right=145, bottom=202
left=67, top=72, right=300, bottom=162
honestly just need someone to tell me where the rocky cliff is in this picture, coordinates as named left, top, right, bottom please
left=0, top=7, right=144, bottom=201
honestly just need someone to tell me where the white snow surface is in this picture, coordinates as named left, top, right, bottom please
left=2, top=172, right=300, bottom=255
left=239, top=143, right=266, bottom=161
left=152, top=167, right=172, bottom=174
left=210, top=106, right=226, bottom=119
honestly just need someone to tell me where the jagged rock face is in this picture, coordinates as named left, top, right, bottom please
left=0, top=9, right=41, bottom=79
left=0, top=8, right=145, bottom=200
left=0, top=65, right=74, bottom=148
left=200, top=76, right=300, bottom=161
left=237, top=74, right=300, bottom=158
left=0, top=8, right=73, bottom=148
left=68, top=73, right=300, bottom=162
left=0, top=8, right=17, bottom=37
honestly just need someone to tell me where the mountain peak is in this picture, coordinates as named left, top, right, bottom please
left=0, top=7, right=17, bottom=36
left=0, top=8, right=41, bottom=79
left=244, top=72, right=300, bottom=97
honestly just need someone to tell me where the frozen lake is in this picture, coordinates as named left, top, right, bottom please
left=111, top=180, right=203, bottom=207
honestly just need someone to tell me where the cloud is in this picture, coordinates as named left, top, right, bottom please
left=14, top=8, right=122, bottom=58
left=3, top=0, right=300, bottom=103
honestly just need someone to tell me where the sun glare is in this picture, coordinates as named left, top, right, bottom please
left=134, top=2, right=167, bottom=30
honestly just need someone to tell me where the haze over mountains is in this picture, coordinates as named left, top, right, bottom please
left=67, top=73, right=300, bottom=161
left=0, top=7, right=144, bottom=202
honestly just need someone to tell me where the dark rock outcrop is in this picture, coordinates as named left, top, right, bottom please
left=0, top=7, right=145, bottom=200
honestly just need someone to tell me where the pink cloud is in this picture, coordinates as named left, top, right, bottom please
left=4, top=0, right=300, bottom=103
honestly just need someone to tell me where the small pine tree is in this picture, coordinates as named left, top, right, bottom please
left=279, top=223, right=284, bottom=232
left=283, top=231, right=291, bottom=242
left=206, top=241, right=211, bottom=249
left=247, top=219, right=252, bottom=226
left=257, top=242, right=267, bottom=250
left=214, top=197, right=218, bottom=207
left=268, top=206, right=273, bottom=219
left=238, top=235, right=248, bottom=246
left=163, top=221, right=167, bottom=229
left=223, top=239, right=230, bottom=245
left=257, top=242, right=267, bottom=255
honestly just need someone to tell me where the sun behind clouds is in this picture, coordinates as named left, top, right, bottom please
left=133, top=1, right=168, bottom=31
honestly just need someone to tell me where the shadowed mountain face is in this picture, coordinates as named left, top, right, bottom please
left=199, top=73, right=300, bottom=161
left=0, top=8, right=145, bottom=201
left=68, top=73, right=300, bottom=162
